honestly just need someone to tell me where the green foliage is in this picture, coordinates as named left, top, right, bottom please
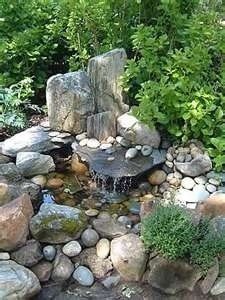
left=0, top=78, right=34, bottom=132
left=141, top=204, right=197, bottom=260
left=123, top=2, right=225, bottom=170
left=141, top=204, right=225, bottom=271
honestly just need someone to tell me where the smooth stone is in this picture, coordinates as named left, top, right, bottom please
left=100, top=143, right=112, bottom=150
left=106, top=136, right=115, bottom=144
left=166, top=153, right=174, bottom=162
left=0, top=252, right=10, bottom=260
left=206, top=183, right=217, bottom=193
left=186, top=203, right=197, bottom=210
left=46, top=178, right=64, bottom=189
left=11, top=239, right=43, bottom=267
left=117, top=216, right=132, bottom=227
left=0, top=194, right=33, bottom=251
left=31, top=261, right=53, bottom=282
left=0, top=260, right=41, bottom=299
left=30, top=175, right=47, bottom=188
left=165, top=161, right=173, bottom=168
left=62, top=241, right=82, bottom=257
left=79, top=138, right=88, bottom=146
left=176, top=152, right=186, bottom=163
left=116, top=136, right=131, bottom=148
left=81, top=228, right=100, bottom=247
left=48, top=131, right=60, bottom=137
left=85, top=209, right=99, bottom=217
left=87, top=138, right=100, bottom=149
left=0, top=183, right=10, bottom=206
left=93, top=217, right=128, bottom=239
left=192, top=184, right=210, bottom=202
left=181, top=177, right=195, bottom=190
left=185, top=154, right=192, bottom=162
left=125, top=148, right=138, bottom=160
left=175, top=189, right=194, bottom=205
left=148, top=170, right=167, bottom=185
left=73, top=266, right=94, bottom=286
left=174, top=171, right=183, bottom=179
left=51, top=251, right=74, bottom=282
left=96, top=239, right=110, bottom=259
left=43, top=245, right=56, bottom=261
left=76, top=133, right=87, bottom=141
left=111, top=233, right=147, bottom=281
left=210, top=277, right=225, bottom=295
left=128, top=200, right=141, bottom=215
left=194, top=176, right=207, bottom=185
left=136, top=145, right=142, bottom=151
left=141, top=145, right=153, bottom=156
left=208, top=178, right=220, bottom=186
left=71, top=154, right=88, bottom=175
left=101, top=274, right=121, bottom=288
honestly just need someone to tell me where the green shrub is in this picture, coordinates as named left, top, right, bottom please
left=141, top=204, right=198, bottom=260
left=123, top=2, right=225, bottom=170
left=141, top=204, right=225, bottom=271
left=0, top=77, right=34, bottom=132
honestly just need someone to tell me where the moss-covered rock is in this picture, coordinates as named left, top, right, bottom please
left=30, top=204, right=87, bottom=243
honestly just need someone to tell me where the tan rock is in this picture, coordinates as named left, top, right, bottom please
left=0, top=183, right=11, bottom=206
left=46, top=178, right=64, bottom=189
left=148, top=170, right=167, bottom=185
left=31, top=175, right=47, bottom=188
left=0, top=194, right=34, bottom=251
left=197, top=193, right=225, bottom=217
left=71, top=154, right=88, bottom=175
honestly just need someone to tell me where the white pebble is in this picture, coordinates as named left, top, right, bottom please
left=87, top=138, right=100, bottom=149
left=62, top=241, right=82, bottom=257
left=205, top=183, right=217, bottom=193
left=125, top=148, right=138, bottom=160
left=181, top=177, right=195, bottom=190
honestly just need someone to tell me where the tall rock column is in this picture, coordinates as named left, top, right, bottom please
left=88, top=48, right=129, bottom=117
left=46, top=71, right=95, bottom=134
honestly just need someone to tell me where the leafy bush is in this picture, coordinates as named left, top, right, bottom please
left=0, top=77, right=34, bottom=132
left=141, top=204, right=198, bottom=260
left=123, top=2, right=225, bottom=170
left=141, top=204, right=225, bottom=271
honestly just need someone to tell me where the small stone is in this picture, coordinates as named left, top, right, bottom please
left=79, top=138, right=88, bottom=146
left=159, top=182, right=170, bottom=194
left=165, top=160, right=173, bottom=168
left=176, top=152, right=186, bottom=162
left=85, top=209, right=99, bottom=217
left=51, top=251, right=74, bottom=282
left=135, top=145, right=142, bottom=151
left=208, top=178, right=221, bottom=186
left=210, top=277, right=225, bottom=295
left=206, top=183, right=217, bottom=193
left=148, top=170, right=167, bottom=185
left=167, top=173, right=174, bottom=181
left=43, top=245, right=56, bottom=261
left=81, top=228, right=100, bottom=247
left=71, top=154, right=88, bottom=175
left=62, top=241, right=82, bottom=257
left=73, top=266, right=94, bottom=286
left=105, top=148, right=116, bottom=155
left=0, top=183, right=10, bottom=206
left=166, top=153, right=174, bottom=162
left=46, top=178, right=64, bottom=189
left=128, top=200, right=141, bottom=215
left=87, top=138, right=100, bottom=149
left=141, top=145, right=152, bottom=156
left=186, top=203, right=197, bottom=210
left=40, top=121, right=50, bottom=128
left=185, top=154, right=192, bottom=162
left=30, top=175, right=47, bottom=188
left=0, top=252, right=10, bottom=260
left=138, top=182, right=151, bottom=194
left=117, top=216, right=132, bottom=227
left=107, top=156, right=115, bottom=161
left=116, top=136, right=130, bottom=148
left=100, top=143, right=112, bottom=150
left=192, top=184, right=209, bottom=202
left=76, top=132, right=87, bottom=141
left=174, top=171, right=183, bottom=179
left=125, top=148, right=138, bottom=160
left=101, top=274, right=120, bottom=289
left=131, top=223, right=141, bottom=234
left=31, top=261, right=53, bottom=282
left=106, top=136, right=115, bottom=144
left=181, top=177, right=195, bottom=190
left=169, top=177, right=181, bottom=187
left=96, top=238, right=110, bottom=259
left=194, top=176, right=207, bottom=185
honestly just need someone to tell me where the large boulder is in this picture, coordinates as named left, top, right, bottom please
left=46, top=71, right=95, bottom=134
left=16, top=152, right=55, bottom=177
left=1, top=126, right=59, bottom=157
left=175, top=154, right=212, bottom=177
left=88, top=48, right=129, bottom=116
left=30, top=203, right=87, bottom=243
left=0, top=194, right=34, bottom=251
left=117, top=112, right=161, bottom=148
left=87, top=111, right=116, bottom=141
left=110, top=233, right=147, bottom=281
left=0, top=260, right=41, bottom=299
left=148, top=256, right=202, bottom=294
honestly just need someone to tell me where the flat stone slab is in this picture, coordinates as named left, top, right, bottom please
left=72, top=143, right=166, bottom=179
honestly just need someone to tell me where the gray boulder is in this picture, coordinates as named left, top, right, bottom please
left=0, top=163, right=22, bottom=181
left=0, top=260, right=41, bottom=299
left=93, top=217, right=128, bottom=239
left=88, top=48, right=129, bottom=116
left=117, top=112, right=161, bottom=148
left=30, top=203, right=87, bottom=243
left=175, top=154, right=212, bottom=177
left=51, top=251, right=74, bottom=282
left=1, top=126, right=59, bottom=157
left=46, top=71, right=95, bottom=134
left=148, top=256, right=202, bottom=294
left=111, top=233, right=147, bottom=281
left=16, top=152, right=55, bottom=177
left=87, top=111, right=116, bottom=141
